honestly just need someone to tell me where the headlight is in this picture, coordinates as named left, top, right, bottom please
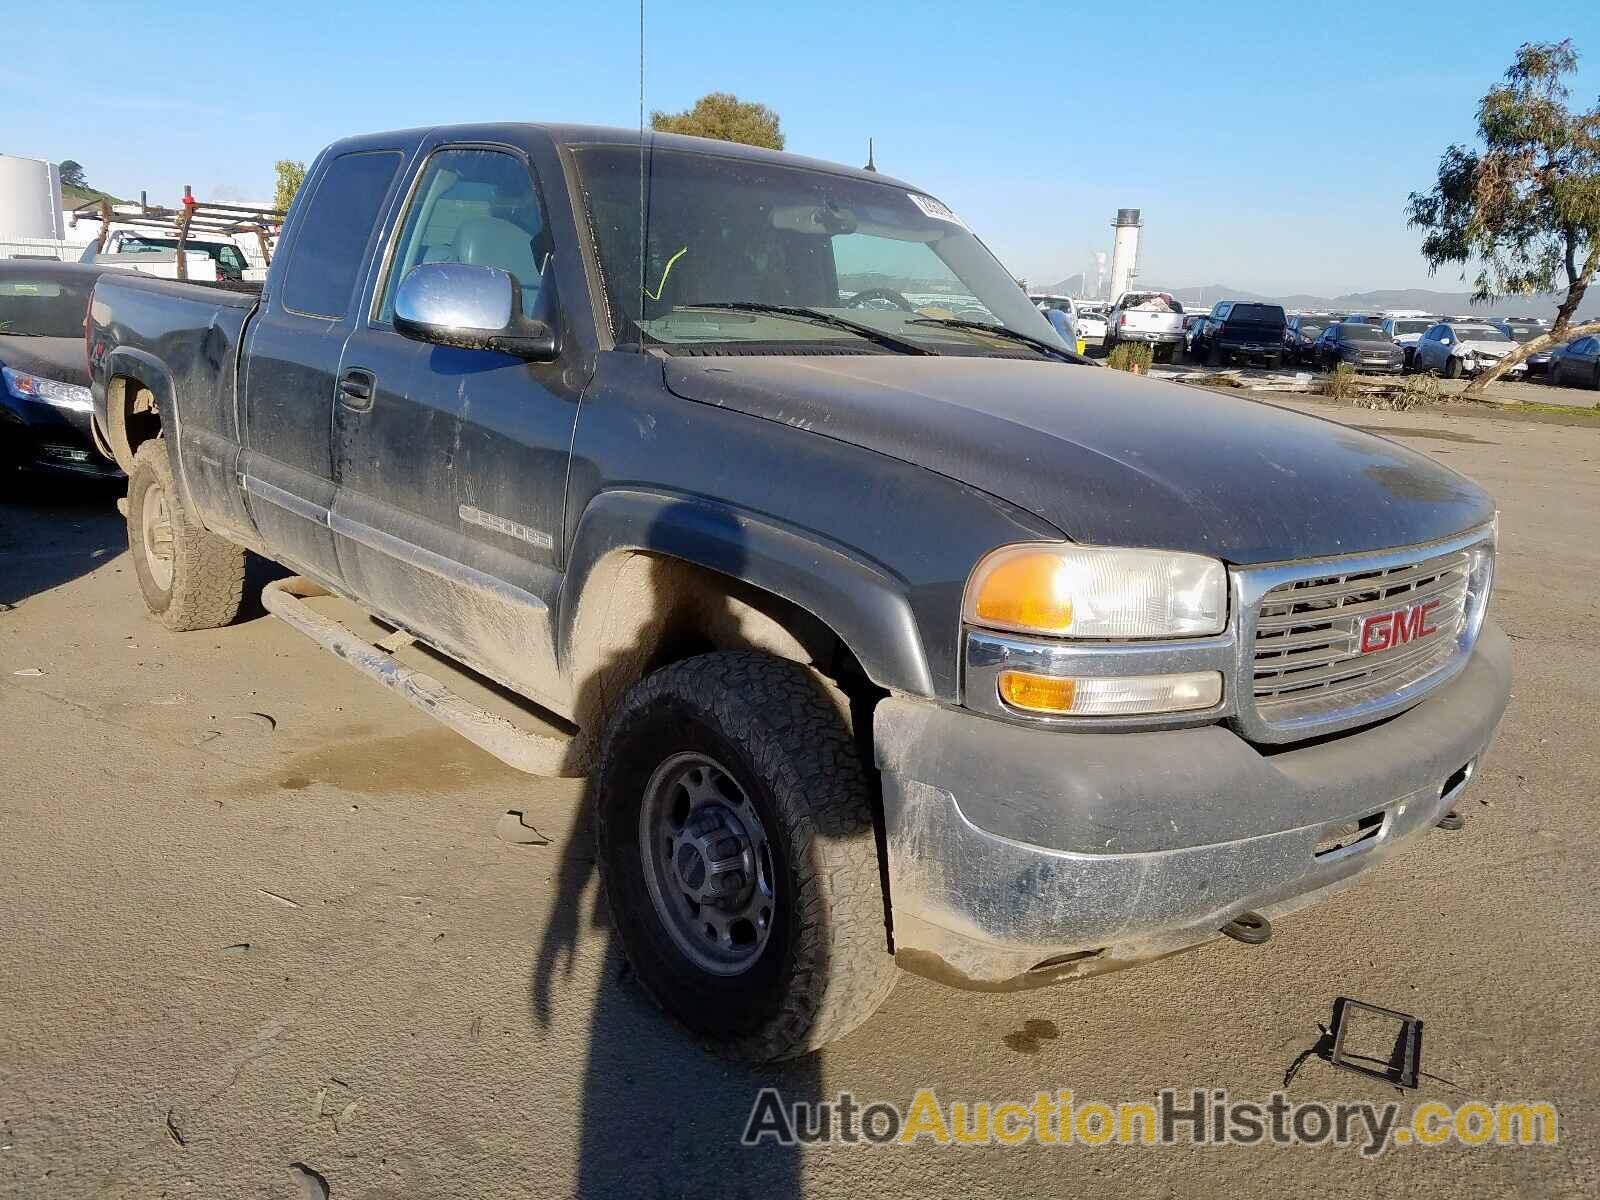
left=963, top=544, right=1227, bottom=639
left=2, top=366, right=93, bottom=412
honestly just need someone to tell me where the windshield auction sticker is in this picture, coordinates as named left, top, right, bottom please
left=740, top=1088, right=1558, bottom=1157
left=907, top=192, right=968, bottom=229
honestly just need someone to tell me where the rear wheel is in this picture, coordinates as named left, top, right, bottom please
left=127, top=439, right=247, bottom=631
left=595, top=651, right=896, bottom=1060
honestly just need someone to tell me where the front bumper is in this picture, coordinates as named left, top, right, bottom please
left=873, top=623, right=1511, bottom=989
left=1346, top=358, right=1406, bottom=375
left=0, top=393, right=121, bottom=479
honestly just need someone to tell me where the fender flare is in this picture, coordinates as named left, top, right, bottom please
left=102, top=346, right=178, bottom=457
left=558, top=488, right=934, bottom=698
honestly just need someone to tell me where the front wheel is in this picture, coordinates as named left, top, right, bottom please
left=1443, top=355, right=1463, bottom=379
left=595, top=652, right=897, bottom=1060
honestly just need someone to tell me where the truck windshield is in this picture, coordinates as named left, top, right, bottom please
left=0, top=276, right=95, bottom=338
left=571, top=145, right=1065, bottom=357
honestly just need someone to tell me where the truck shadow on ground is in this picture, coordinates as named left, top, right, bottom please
left=0, top=477, right=126, bottom=608
left=529, top=503, right=825, bottom=1198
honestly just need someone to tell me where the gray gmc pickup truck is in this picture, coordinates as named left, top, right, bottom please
left=88, top=123, right=1510, bottom=1060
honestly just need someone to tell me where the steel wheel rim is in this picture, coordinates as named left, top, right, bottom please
left=638, top=750, right=776, bottom=976
left=140, top=482, right=175, bottom=592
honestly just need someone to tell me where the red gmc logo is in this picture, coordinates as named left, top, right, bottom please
left=1360, top=599, right=1442, bottom=654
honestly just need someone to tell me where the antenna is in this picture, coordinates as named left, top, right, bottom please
left=863, top=138, right=876, bottom=172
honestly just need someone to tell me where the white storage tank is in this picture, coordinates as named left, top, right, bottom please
left=1108, top=207, right=1141, bottom=304
left=0, top=155, right=65, bottom=240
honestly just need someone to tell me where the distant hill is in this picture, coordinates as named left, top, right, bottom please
left=61, top=183, right=120, bottom=209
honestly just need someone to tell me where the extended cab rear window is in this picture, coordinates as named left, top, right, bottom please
left=280, top=151, right=402, bottom=318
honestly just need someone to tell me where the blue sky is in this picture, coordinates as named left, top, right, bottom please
left=5, top=0, right=1597, bottom=295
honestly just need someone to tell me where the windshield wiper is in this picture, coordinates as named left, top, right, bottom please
left=680, top=302, right=935, bottom=356
left=906, top=316, right=1089, bottom=363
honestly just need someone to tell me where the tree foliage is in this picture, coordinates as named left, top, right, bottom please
left=1408, top=40, right=1600, bottom=390
left=273, top=160, right=307, bottom=214
left=650, top=93, right=784, bottom=150
left=58, top=160, right=86, bottom=189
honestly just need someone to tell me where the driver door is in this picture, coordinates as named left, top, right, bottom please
left=331, top=143, right=577, bottom=709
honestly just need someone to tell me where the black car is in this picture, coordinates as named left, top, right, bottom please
left=1283, top=314, right=1329, bottom=366
left=1189, top=300, right=1287, bottom=367
left=1315, top=321, right=1405, bottom=374
left=1547, top=335, right=1600, bottom=389
left=0, top=261, right=123, bottom=486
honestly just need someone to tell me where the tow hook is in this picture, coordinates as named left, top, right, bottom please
left=1435, top=809, right=1467, bottom=831
left=1219, top=911, right=1272, bottom=945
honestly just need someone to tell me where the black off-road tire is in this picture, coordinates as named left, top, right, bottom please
left=127, top=439, right=247, bottom=631
left=595, top=651, right=897, bottom=1060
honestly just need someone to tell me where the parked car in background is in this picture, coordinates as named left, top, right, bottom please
left=1283, top=314, right=1330, bottom=366
left=1380, top=316, right=1435, bottom=370
left=1029, top=294, right=1079, bottom=350
left=1105, top=290, right=1185, bottom=361
left=1315, top=321, right=1405, bottom=374
left=1493, top=318, right=1553, bottom=377
left=1411, top=321, right=1525, bottom=379
left=0, top=261, right=124, bottom=488
left=1188, top=301, right=1287, bottom=367
left=1075, top=303, right=1108, bottom=345
left=1547, top=336, right=1600, bottom=389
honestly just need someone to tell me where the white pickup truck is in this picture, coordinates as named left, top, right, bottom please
left=1105, top=290, right=1186, bottom=362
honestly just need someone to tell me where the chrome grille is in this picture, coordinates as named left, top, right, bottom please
left=1250, top=545, right=1473, bottom=725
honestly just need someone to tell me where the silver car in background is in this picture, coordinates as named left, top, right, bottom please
left=1411, top=321, right=1527, bottom=379
left=1380, top=316, right=1435, bottom=371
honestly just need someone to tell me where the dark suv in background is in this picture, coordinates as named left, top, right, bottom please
left=1188, top=301, right=1287, bottom=367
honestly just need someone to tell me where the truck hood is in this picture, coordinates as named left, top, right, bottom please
left=0, top=335, right=88, bottom=386
left=663, top=355, right=1494, bottom=564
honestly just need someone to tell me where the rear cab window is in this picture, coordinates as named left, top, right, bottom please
left=1227, top=304, right=1286, bottom=324
left=280, top=151, right=405, bottom=318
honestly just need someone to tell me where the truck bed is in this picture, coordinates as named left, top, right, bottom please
left=89, top=271, right=260, bottom=524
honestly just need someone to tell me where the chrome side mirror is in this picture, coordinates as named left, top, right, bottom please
left=393, top=262, right=557, bottom=361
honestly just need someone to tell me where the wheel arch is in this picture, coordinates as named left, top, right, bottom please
left=557, top=489, right=933, bottom=745
left=102, top=347, right=179, bottom=472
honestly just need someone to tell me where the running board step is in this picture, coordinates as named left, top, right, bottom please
left=261, top=576, right=577, bottom=777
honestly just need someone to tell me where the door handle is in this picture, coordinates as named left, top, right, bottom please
left=339, top=369, right=375, bottom=410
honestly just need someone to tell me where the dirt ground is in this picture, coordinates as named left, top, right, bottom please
left=2, top=399, right=1596, bottom=1198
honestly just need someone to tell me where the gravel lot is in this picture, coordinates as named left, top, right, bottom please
left=2, top=398, right=1596, bottom=1198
